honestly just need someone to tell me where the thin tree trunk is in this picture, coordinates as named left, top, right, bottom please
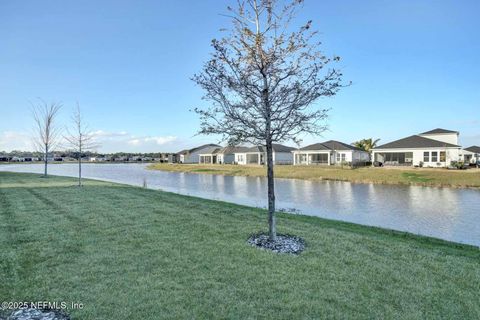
left=266, top=140, right=276, bottom=240
left=44, top=144, right=48, bottom=177
left=78, top=150, right=82, bottom=187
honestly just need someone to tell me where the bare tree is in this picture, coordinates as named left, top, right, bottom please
left=193, top=0, right=347, bottom=240
left=64, top=103, right=98, bottom=186
left=31, top=100, right=62, bottom=177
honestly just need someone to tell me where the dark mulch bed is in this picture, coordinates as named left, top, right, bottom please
left=2, top=308, right=70, bottom=320
left=247, top=233, right=306, bottom=254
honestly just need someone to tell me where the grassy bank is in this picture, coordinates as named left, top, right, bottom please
left=1, top=172, right=479, bottom=319
left=149, top=163, right=480, bottom=188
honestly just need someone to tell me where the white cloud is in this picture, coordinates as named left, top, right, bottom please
left=144, top=136, right=177, bottom=145
left=91, top=130, right=129, bottom=140
left=127, top=135, right=177, bottom=147
left=1, top=129, right=182, bottom=153
left=127, top=138, right=141, bottom=146
left=0, top=131, right=33, bottom=152
left=95, top=133, right=178, bottom=152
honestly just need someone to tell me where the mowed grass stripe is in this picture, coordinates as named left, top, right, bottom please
left=0, top=172, right=478, bottom=319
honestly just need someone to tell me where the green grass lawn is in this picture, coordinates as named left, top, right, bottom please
left=149, top=163, right=480, bottom=188
left=1, top=172, right=479, bottom=319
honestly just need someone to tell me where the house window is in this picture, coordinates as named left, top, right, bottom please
left=336, top=153, right=340, bottom=162
left=405, top=152, right=413, bottom=163
left=311, top=153, right=328, bottom=164
left=341, top=154, right=346, bottom=162
left=431, top=152, right=438, bottom=162
left=336, top=153, right=346, bottom=162
left=423, top=152, right=429, bottom=162
left=440, top=151, right=446, bottom=162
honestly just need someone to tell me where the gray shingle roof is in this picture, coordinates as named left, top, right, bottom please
left=299, top=140, right=362, bottom=151
left=178, top=144, right=221, bottom=154
left=420, top=128, right=458, bottom=135
left=299, top=143, right=330, bottom=151
left=214, top=146, right=250, bottom=154
left=199, top=146, right=221, bottom=154
left=246, top=144, right=296, bottom=153
left=375, top=135, right=460, bottom=149
left=272, top=144, right=296, bottom=152
left=465, top=146, right=480, bottom=153
left=322, top=140, right=363, bottom=151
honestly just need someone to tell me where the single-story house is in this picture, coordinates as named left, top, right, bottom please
left=167, top=153, right=177, bottom=163
left=198, top=146, right=250, bottom=164
left=234, top=144, right=295, bottom=165
left=198, top=146, right=222, bottom=164
left=153, top=153, right=175, bottom=163
left=462, top=146, right=480, bottom=165
left=22, top=155, right=39, bottom=162
left=292, top=140, right=370, bottom=165
left=178, top=144, right=221, bottom=164
left=372, top=128, right=462, bottom=167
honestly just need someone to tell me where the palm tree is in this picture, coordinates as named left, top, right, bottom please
left=352, top=138, right=380, bottom=152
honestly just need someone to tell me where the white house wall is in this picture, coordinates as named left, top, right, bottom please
left=235, top=153, right=247, bottom=165
left=373, top=148, right=460, bottom=167
left=292, top=151, right=331, bottom=165
left=233, top=151, right=292, bottom=165
left=419, top=133, right=459, bottom=145
left=293, top=150, right=369, bottom=165
left=332, top=150, right=352, bottom=164
left=184, top=147, right=220, bottom=164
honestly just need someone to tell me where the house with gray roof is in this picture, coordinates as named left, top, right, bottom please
left=292, top=140, right=370, bottom=165
left=177, top=144, right=221, bottom=164
left=372, top=129, right=462, bottom=167
left=198, top=146, right=250, bottom=164
left=234, top=144, right=296, bottom=165
left=462, top=146, right=480, bottom=166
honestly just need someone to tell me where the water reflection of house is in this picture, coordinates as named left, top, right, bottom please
left=372, top=129, right=462, bottom=167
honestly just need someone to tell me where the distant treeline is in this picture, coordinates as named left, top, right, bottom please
left=0, top=150, right=176, bottom=158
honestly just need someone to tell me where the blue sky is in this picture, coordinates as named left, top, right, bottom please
left=1, top=0, right=479, bottom=152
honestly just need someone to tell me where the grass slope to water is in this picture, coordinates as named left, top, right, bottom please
left=1, top=172, right=479, bottom=319
left=148, top=163, right=480, bottom=188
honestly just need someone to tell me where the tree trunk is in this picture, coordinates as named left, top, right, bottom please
left=266, top=140, right=276, bottom=240
left=44, top=144, right=48, bottom=177
left=78, top=151, right=82, bottom=187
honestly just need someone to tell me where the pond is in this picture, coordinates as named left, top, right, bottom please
left=1, top=163, right=479, bottom=246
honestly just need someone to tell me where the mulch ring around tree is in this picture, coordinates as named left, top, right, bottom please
left=2, top=307, right=70, bottom=320
left=247, top=233, right=306, bottom=254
